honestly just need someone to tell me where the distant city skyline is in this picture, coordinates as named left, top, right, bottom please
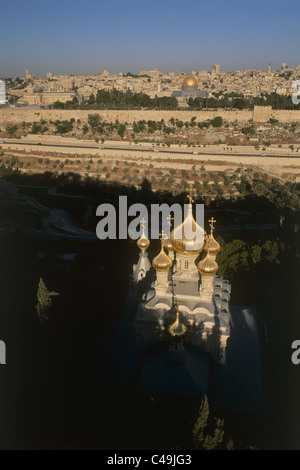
left=18, top=61, right=299, bottom=78
left=1, top=0, right=299, bottom=78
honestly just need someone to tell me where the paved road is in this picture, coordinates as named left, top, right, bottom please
left=1, top=140, right=299, bottom=159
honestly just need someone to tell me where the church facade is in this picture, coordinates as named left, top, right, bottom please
left=99, top=191, right=264, bottom=414
left=130, top=198, right=231, bottom=364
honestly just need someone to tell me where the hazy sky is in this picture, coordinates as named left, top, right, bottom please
left=1, top=0, right=299, bottom=77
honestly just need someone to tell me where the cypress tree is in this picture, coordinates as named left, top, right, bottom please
left=36, top=277, right=59, bottom=323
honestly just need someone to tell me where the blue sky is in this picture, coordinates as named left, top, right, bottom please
left=1, top=0, right=299, bottom=77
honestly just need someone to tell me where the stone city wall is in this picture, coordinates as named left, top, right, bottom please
left=0, top=108, right=252, bottom=125
left=0, top=107, right=299, bottom=126
left=253, top=105, right=300, bottom=123
left=18, top=92, right=76, bottom=106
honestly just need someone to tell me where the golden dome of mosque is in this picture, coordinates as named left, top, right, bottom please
left=197, top=253, right=219, bottom=276
left=168, top=310, right=187, bottom=339
left=163, top=238, right=174, bottom=252
left=152, top=241, right=173, bottom=272
left=137, top=233, right=150, bottom=250
left=170, top=202, right=204, bottom=256
left=182, top=74, right=198, bottom=87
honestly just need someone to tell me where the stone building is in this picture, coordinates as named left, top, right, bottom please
left=211, top=63, right=220, bottom=77
left=25, top=69, right=35, bottom=80
left=139, top=67, right=161, bottom=78
left=18, top=91, right=77, bottom=106
left=132, top=199, right=230, bottom=364
left=97, top=190, right=264, bottom=413
left=124, top=191, right=264, bottom=412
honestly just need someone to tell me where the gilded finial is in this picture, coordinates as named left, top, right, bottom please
left=167, top=214, right=174, bottom=228
left=187, top=184, right=194, bottom=204
left=140, top=217, right=147, bottom=235
left=159, top=230, right=168, bottom=241
left=163, top=219, right=174, bottom=252
left=152, top=231, right=173, bottom=272
left=168, top=299, right=187, bottom=339
left=208, top=217, right=216, bottom=235
left=205, top=217, right=220, bottom=256
left=137, top=218, right=150, bottom=250
left=174, top=299, right=183, bottom=320
left=158, top=230, right=168, bottom=252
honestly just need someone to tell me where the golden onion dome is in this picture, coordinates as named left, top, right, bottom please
left=205, top=234, right=220, bottom=256
left=170, top=204, right=204, bottom=255
left=137, top=233, right=150, bottom=250
left=152, top=242, right=173, bottom=272
left=168, top=311, right=187, bottom=339
left=198, top=253, right=218, bottom=276
left=163, top=238, right=174, bottom=252
left=182, top=74, right=198, bottom=87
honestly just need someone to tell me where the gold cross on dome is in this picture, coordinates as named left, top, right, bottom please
left=159, top=230, right=167, bottom=240
left=140, top=218, right=147, bottom=235
left=167, top=214, right=174, bottom=227
left=209, top=217, right=216, bottom=234
left=187, top=184, right=194, bottom=204
left=174, top=298, right=182, bottom=316
left=159, top=230, right=167, bottom=250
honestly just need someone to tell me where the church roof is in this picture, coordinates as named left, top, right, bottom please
left=132, top=250, right=151, bottom=283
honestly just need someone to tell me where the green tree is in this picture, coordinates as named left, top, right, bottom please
left=6, top=124, right=18, bottom=135
left=251, top=245, right=262, bottom=264
left=241, top=125, right=256, bottom=136
left=262, top=240, right=279, bottom=263
left=36, top=277, right=59, bottom=323
left=54, top=119, right=74, bottom=134
left=0, top=156, right=20, bottom=177
left=88, top=93, right=96, bottom=105
left=210, top=116, right=223, bottom=127
left=82, top=124, right=89, bottom=134
left=117, top=123, right=126, bottom=138
left=202, top=418, right=225, bottom=450
left=253, top=181, right=267, bottom=196
left=193, top=395, right=209, bottom=448
left=193, top=395, right=232, bottom=450
left=217, top=238, right=250, bottom=278
left=31, top=122, right=42, bottom=134
left=88, top=113, right=101, bottom=128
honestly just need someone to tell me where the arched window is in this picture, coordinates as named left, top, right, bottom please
left=184, top=260, right=189, bottom=270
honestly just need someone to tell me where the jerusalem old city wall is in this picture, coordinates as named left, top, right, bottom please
left=252, top=106, right=300, bottom=122
left=0, top=108, right=252, bottom=125
left=0, top=106, right=299, bottom=125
